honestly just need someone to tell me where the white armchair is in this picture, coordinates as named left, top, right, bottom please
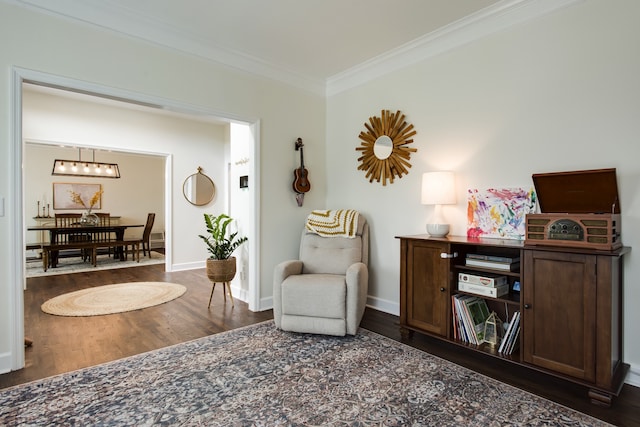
left=273, top=211, right=369, bottom=336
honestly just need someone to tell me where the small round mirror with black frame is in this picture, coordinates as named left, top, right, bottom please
left=183, top=167, right=215, bottom=206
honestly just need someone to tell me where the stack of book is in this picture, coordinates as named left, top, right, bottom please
left=465, top=253, right=520, bottom=272
left=498, top=311, right=520, bottom=355
left=458, top=272, right=509, bottom=298
left=451, top=294, right=490, bottom=345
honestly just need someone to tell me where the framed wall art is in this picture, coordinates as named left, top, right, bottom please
left=53, top=183, right=102, bottom=210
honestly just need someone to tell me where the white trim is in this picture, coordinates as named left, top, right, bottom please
left=248, top=121, right=261, bottom=311
left=626, top=363, right=640, bottom=388
left=170, top=261, right=204, bottom=272
left=163, top=154, right=173, bottom=272
left=7, top=0, right=325, bottom=96
left=366, top=296, right=399, bottom=317
left=8, top=0, right=581, bottom=97
left=326, top=0, right=582, bottom=96
left=260, top=296, right=273, bottom=313
left=5, top=68, right=25, bottom=373
left=8, top=66, right=261, bottom=373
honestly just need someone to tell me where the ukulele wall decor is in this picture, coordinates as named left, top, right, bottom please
left=292, top=137, right=310, bottom=206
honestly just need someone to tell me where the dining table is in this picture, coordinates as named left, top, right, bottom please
left=27, top=223, right=144, bottom=268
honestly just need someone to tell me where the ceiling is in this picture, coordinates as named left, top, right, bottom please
left=8, top=0, right=576, bottom=95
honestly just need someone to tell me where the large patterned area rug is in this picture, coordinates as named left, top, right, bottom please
left=25, top=251, right=165, bottom=278
left=0, top=321, right=609, bottom=426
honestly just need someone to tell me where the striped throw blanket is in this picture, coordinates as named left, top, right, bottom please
left=305, top=209, right=360, bottom=238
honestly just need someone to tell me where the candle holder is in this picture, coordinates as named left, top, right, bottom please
left=36, top=201, right=41, bottom=218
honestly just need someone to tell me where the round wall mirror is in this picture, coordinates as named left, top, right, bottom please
left=373, top=135, right=393, bottom=159
left=183, top=167, right=215, bottom=206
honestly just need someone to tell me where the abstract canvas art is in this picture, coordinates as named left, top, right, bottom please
left=467, top=188, right=537, bottom=240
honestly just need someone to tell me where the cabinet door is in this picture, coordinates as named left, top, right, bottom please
left=523, top=250, right=596, bottom=382
left=402, top=240, right=450, bottom=337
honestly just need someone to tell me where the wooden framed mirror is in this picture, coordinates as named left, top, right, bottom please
left=183, top=167, right=215, bottom=206
left=356, top=109, right=417, bottom=186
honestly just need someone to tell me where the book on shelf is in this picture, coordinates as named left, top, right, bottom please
left=458, top=281, right=509, bottom=298
left=507, top=325, right=520, bottom=354
left=498, top=312, right=515, bottom=353
left=498, top=311, right=520, bottom=355
left=466, top=253, right=521, bottom=263
left=453, top=296, right=473, bottom=343
left=458, top=272, right=508, bottom=287
left=452, top=295, right=490, bottom=345
left=465, top=257, right=520, bottom=272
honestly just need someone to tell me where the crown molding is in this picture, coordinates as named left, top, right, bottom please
left=7, top=0, right=327, bottom=95
left=6, top=0, right=581, bottom=97
left=325, top=0, right=582, bottom=96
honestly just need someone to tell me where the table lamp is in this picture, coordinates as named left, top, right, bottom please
left=421, top=171, right=456, bottom=237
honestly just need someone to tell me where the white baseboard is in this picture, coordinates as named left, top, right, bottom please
left=259, top=296, right=273, bottom=312
left=0, top=352, right=12, bottom=375
left=626, top=363, right=640, bottom=388
left=366, top=295, right=399, bottom=316
left=170, top=261, right=203, bottom=271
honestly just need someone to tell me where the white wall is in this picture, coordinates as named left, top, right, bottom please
left=0, top=2, right=326, bottom=372
left=326, top=0, right=640, bottom=385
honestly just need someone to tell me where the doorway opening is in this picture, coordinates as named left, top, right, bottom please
left=9, top=67, right=260, bottom=372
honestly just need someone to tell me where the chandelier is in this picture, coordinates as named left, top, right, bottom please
left=52, top=148, right=120, bottom=178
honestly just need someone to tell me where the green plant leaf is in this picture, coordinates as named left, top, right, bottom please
left=199, top=213, right=248, bottom=260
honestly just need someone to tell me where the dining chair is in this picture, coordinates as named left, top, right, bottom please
left=123, top=213, right=156, bottom=258
left=94, top=213, right=112, bottom=257
left=141, top=213, right=156, bottom=257
left=54, top=213, right=91, bottom=262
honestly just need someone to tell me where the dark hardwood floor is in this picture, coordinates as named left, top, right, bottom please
left=1, top=261, right=638, bottom=426
left=2, top=261, right=272, bottom=388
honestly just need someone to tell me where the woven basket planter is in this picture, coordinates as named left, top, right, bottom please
left=206, top=257, right=237, bottom=283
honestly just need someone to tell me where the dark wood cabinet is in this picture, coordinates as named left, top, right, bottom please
left=399, top=239, right=450, bottom=337
left=398, top=234, right=629, bottom=406
left=522, top=250, right=597, bottom=381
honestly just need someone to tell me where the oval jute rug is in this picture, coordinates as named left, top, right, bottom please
left=41, top=282, right=187, bottom=317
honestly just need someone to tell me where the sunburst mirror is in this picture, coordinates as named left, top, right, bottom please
left=356, top=109, right=417, bottom=186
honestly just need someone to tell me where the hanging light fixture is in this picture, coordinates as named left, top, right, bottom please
left=52, top=148, right=120, bottom=178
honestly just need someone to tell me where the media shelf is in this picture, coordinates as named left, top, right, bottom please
left=454, top=289, right=520, bottom=306
left=397, top=234, right=629, bottom=406
left=449, top=337, right=522, bottom=363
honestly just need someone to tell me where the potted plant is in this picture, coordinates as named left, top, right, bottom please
left=198, top=213, right=248, bottom=284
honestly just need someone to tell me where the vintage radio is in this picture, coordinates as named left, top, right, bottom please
left=525, top=168, right=622, bottom=250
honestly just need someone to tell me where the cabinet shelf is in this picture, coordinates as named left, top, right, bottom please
left=454, top=264, right=520, bottom=278
left=454, top=289, right=520, bottom=306
left=449, top=337, right=521, bottom=362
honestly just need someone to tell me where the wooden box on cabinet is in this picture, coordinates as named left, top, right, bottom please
left=397, top=234, right=629, bottom=406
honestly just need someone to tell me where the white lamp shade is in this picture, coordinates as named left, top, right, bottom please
left=421, top=172, right=456, bottom=205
